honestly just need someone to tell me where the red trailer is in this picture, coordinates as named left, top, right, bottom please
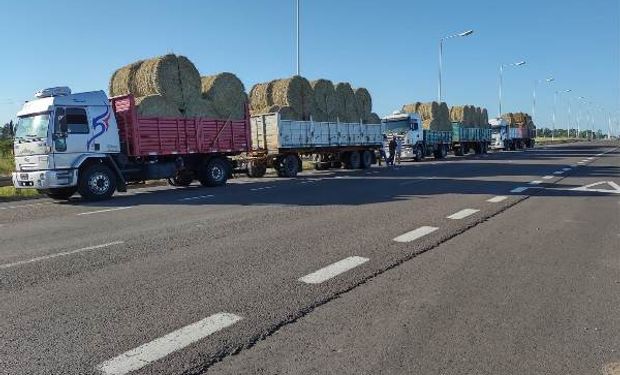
left=106, top=95, right=251, bottom=193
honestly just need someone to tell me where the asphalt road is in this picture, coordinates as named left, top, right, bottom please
left=1, top=142, right=618, bottom=374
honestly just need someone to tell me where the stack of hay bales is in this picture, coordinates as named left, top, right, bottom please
left=109, top=54, right=246, bottom=119
left=450, top=105, right=490, bottom=127
left=249, top=76, right=380, bottom=123
left=402, top=101, right=451, bottom=131
left=501, top=112, right=535, bottom=129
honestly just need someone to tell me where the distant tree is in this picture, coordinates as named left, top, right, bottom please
left=1, top=120, right=14, bottom=140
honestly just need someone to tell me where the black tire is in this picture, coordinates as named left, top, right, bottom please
left=441, top=146, right=448, bottom=158
left=331, top=161, right=343, bottom=169
left=344, top=151, right=361, bottom=169
left=246, top=161, right=267, bottom=178
left=78, top=164, right=116, bottom=201
left=360, top=150, right=373, bottom=169
left=278, top=154, right=299, bottom=177
left=199, top=158, right=229, bottom=187
left=44, top=187, right=78, bottom=200
left=414, top=147, right=423, bottom=162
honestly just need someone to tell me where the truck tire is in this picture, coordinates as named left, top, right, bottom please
left=78, top=164, right=117, bottom=201
left=441, top=146, right=448, bottom=158
left=360, top=150, right=373, bottom=169
left=277, top=154, right=299, bottom=177
left=345, top=151, right=361, bottom=169
left=43, top=187, right=78, bottom=200
left=199, top=158, right=229, bottom=187
left=247, top=161, right=267, bottom=178
left=413, top=147, right=423, bottom=162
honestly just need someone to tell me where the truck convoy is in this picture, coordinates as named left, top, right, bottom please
left=12, top=87, right=382, bottom=201
left=381, top=112, right=491, bottom=160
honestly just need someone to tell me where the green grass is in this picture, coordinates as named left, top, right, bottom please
left=0, top=186, right=39, bottom=199
left=0, top=157, right=13, bottom=175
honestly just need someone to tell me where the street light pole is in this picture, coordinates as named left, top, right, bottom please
left=498, top=61, right=526, bottom=117
left=295, top=0, right=300, bottom=76
left=437, top=29, right=473, bottom=102
left=553, top=89, right=571, bottom=140
left=533, top=77, right=554, bottom=138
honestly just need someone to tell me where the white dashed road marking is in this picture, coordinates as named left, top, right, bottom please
left=510, top=187, right=529, bottom=193
left=529, top=180, right=543, bottom=185
left=487, top=196, right=508, bottom=203
left=393, top=226, right=439, bottom=243
left=562, top=168, right=571, bottom=171
left=77, top=207, right=133, bottom=216
left=96, top=313, right=243, bottom=375
left=0, top=241, right=125, bottom=269
left=178, top=195, right=214, bottom=201
left=447, top=208, right=480, bottom=220
left=299, top=256, right=370, bottom=284
left=543, top=175, right=554, bottom=180
left=553, top=171, right=564, bottom=175
left=250, top=186, right=275, bottom=191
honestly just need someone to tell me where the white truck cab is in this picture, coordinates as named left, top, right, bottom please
left=489, top=117, right=509, bottom=150
left=381, top=111, right=423, bottom=159
left=12, top=87, right=122, bottom=199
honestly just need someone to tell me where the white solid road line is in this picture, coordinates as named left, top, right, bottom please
left=447, top=208, right=480, bottom=220
left=77, top=207, right=132, bottom=216
left=487, top=196, right=508, bottom=203
left=553, top=171, right=564, bottom=175
left=96, top=313, right=243, bottom=375
left=510, top=187, right=528, bottom=193
left=299, top=256, right=370, bottom=284
left=0, top=241, right=125, bottom=269
left=178, top=194, right=214, bottom=201
left=543, top=175, right=554, bottom=180
left=529, top=180, right=543, bottom=185
left=393, top=226, right=439, bottom=243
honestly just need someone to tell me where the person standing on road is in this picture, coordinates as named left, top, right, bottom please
left=388, top=136, right=397, bottom=166
left=378, top=134, right=388, bottom=166
left=395, top=137, right=402, bottom=165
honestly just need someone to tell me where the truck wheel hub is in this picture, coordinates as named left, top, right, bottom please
left=89, top=173, right=110, bottom=194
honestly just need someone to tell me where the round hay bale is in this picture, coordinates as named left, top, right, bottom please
left=109, top=60, right=144, bottom=96
left=366, top=112, right=381, bottom=124
left=402, top=102, right=422, bottom=114
left=271, top=76, right=314, bottom=120
left=354, top=87, right=372, bottom=117
left=310, top=79, right=337, bottom=119
left=335, top=82, right=359, bottom=122
left=475, top=107, right=482, bottom=127
left=481, top=108, right=489, bottom=128
left=133, top=54, right=200, bottom=110
left=450, top=105, right=465, bottom=123
left=277, top=106, right=301, bottom=121
left=249, top=81, right=275, bottom=113
left=185, top=98, right=219, bottom=118
left=135, top=95, right=182, bottom=118
left=201, top=72, right=247, bottom=120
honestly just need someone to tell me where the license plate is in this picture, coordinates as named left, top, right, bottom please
left=19, top=173, right=29, bottom=181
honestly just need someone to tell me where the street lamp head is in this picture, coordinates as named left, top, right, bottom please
left=459, top=29, right=474, bottom=37
left=515, top=61, right=526, bottom=66
left=546, top=77, right=554, bottom=82
left=564, top=89, right=572, bottom=93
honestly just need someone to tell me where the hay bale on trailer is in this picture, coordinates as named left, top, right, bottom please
left=132, top=54, right=201, bottom=110
left=409, top=101, right=451, bottom=131
left=402, top=102, right=423, bottom=114
left=201, top=72, right=247, bottom=120
left=335, top=82, right=360, bottom=123
left=366, top=112, right=381, bottom=124
left=475, top=107, right=483, bottom=127
left=481, top=108, right=489, bottom=128
left=109, top=60, right=144, bottom=96
left=134, top=95, right=183, bottom=117
left=184, top=97, right=219, bottom=118
left=249, top=81, right=275, bottom=113
left=270, top=76, right=315, bottom=120
left=310, top=79, right=337, bottom=122
left=354, top=87, right=372, bottom=119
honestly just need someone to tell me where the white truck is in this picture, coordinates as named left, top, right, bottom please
left=12, top=87, right=250, bottom=200
left=489, top=118, right=535, bottom=150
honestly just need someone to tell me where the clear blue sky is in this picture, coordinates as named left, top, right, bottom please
left=1, top=0, right=618, bottom=132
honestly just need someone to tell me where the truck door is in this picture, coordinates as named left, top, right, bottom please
left=52, top=107, right=91, bottom=169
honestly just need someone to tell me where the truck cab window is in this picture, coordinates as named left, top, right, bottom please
left=54, top=108, right=65, bottom=133
left=65, top=108, right=89, bottom=134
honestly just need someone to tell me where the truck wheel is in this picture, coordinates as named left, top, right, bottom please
left=441, top=146, right=448, bottom=158
left=414, top=147, right=423, bottom=162
left=345, top=151, right=361, bottom=169
left=331, top=161, right=343, bottom=169
left=78, top=164, right=116, bottom=201
left=247, top=161, right=267, bottom=178
left=199, top=158, right=229, bottom=187
left=44, top=187, right=78, bottom=200
left=360, top=150, right=372, bottom=169
left=278, top=154, right=299, bottom=177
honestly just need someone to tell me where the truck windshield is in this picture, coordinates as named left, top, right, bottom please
left=383, top=119, right=410, bottom=133
left=15, top=113, right=50, bottom=139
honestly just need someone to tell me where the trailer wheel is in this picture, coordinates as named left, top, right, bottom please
left=78, top=164, right=116, bottom=201
left=168, top=173, right=193, bottom=186
left=278, top=154, right=299, bottom=177
left=43, top=187, right=78, bottom=200
left=414, top=147, right=423, bottom=162
left=360, top=150, right=373, bottom=169
left=199, top=158, right=229, bottom=187
left=441, top=146, right=448, bottom=158
left=247, top=161, right=267, bottom=178
left=331, top=161, right=343, bottom=169
left=345, top=151, right=361, bottom=169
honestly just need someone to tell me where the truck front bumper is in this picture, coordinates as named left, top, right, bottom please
left=12, top=169, right=77, bottom=189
